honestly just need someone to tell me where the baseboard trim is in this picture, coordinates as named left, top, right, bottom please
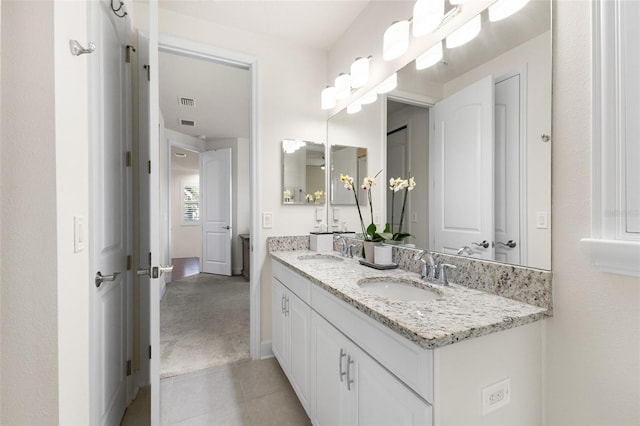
left=260, top=340, right=274, bottom=359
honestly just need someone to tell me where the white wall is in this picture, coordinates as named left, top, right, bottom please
left=444, top=31, right=552, bottom=270
left=1, top=1, right=93, bottom=424
left=0, top=2, right=60, bottom=423
left=387, top=104, right=430, bottom=249
left=545, top=2, right=640, bottom=424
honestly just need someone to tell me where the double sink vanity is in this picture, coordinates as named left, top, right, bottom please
left=269, top=235, right=552, bottom=425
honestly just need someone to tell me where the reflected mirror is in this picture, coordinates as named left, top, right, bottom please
left=330, top=145, right=368, bottom=205
left=329, top=0, right=551, bottom=270
left=281, top=139, right=326, bottom=205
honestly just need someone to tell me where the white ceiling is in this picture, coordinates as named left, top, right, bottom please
left=158, top=0, right=371, bottom=141
left=159, top=50, right=250, bottom=140
left=158, top=0, right=372, bottom=51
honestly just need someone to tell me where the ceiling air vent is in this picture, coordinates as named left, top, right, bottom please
left=180, top=119, right=196, bottom=127
left=178, top=97, right=196, bottom=107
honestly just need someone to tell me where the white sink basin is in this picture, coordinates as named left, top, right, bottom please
left=357, top=278, right=442, bottom=302
left=297, top=254, right=344, bottom=263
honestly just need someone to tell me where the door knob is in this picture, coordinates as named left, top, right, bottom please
left=472, top=240, right=490, bottom=249
left=151, top=264, right=174, bottom=278
left=95, top=271, right=120, bottom=288
left=222, top=225, right=231, bottom=230
left=494, top=240, right=517, bottom=248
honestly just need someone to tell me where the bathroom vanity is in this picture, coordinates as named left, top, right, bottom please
left=270, top=246, right=550, bottom=425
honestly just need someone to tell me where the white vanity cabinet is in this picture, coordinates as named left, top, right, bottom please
left=271, top=258, right=543, bottom=425
left=311, top=311, right=432, bottom=426
left=271, top=264, right=312, bottom=413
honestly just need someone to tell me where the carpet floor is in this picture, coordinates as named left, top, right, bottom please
left=160, top=273, right=250, bottom=378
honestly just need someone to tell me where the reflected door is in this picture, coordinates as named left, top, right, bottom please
left=430, top=75, right=495, bottom=259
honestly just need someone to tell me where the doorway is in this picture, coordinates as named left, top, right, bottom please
left=157, top=45, right=252, bottom=378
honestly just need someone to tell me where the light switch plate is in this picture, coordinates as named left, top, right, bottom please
left=333, top=208, right=340, bottom=221
left=262, top=212, right=273, bottom=229
left=316, top=207, right=324, bottom=222
left=536, top=212, right=549, bottom=229
left=74, top=216, right=85, bottom=253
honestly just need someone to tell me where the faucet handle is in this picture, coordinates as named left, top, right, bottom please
left=438, top=263, right=457, bottom=286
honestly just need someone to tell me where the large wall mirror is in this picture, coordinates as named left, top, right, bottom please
left=281, top=139, right=326, bottom=205
left=328, top=0, right=551, bottom=270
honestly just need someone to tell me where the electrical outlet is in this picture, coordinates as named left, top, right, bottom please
left=482, top=378, right=511, bottom=415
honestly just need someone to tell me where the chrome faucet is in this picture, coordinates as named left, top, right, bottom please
left=334, top=235, right=354, bottom=257
left=438, top=263, right=457, bottom=286
left=414, top=250, right=436, bottom=280
left=456, top=246, right=474, bottom=256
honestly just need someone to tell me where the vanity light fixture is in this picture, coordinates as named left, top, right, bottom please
left=335, top=73, right=352, bottom=99
left=413, top=0, right=445, bottom=37
left=489, top=0, right=530, bottom=22
left=383, top=20, right=410, bottom=61
left=446, top=14, right=481, bottom=48
left=350, top=56, right=371, bottom=89
left=376, top=73, right=398, bottom=94
left=321, top=85, right=337, bottom=110
left=416, top=41, right=443, bottom=70
left=360, top=88, right=378, bottom=105
left=347, top=101, right=362, bottom=114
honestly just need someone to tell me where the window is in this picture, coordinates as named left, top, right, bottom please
left=182, top=181, right=200, bottom=225
left=584, top=0, right=640, bottom=277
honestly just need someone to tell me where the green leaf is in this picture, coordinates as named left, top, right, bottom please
left=392, top=232, right=412, bottom=241
left=366, top=223, right=377, bottom=238
left=383, top=223, right=391, bottom=233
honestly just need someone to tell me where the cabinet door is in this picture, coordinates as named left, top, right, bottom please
left=355, top=343, right=432, bottom=426
left=312, top=312, right=351, bottom=426
left=288, top=291, right=311, bottom=410
left=271, top=278, right=287, bottom=369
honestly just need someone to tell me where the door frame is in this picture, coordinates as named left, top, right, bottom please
left=157, top=34, right=261, bottom=359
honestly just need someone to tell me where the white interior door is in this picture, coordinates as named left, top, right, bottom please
left=494, top=73, right=522, bottom=265
left=201, top=148, right=233, bottom=276
left=138, top=2, right=161, bottom=423
left=430, top=75, right=495, bottom=259
left=387, top=126, right=408, bottom=234
left=89, top=1, right=131, bottom=425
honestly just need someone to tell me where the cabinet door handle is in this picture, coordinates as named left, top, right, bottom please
left=285, top=296, right=290, bottom=317
left=339, top=349, right=347, bottom=382
left=281, top=294, right=286, bottom=314
left=346, top=355, right=355, bottom=391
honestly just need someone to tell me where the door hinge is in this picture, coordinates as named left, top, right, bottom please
left=148, top=160, right=151, bottom=174
left=126, top=360, right=132, bottom=376
left=125, top=151, right=132, bottom=167
left=143, top=64, right=150, bottom=81
left=125, top=45, right=136, bottom=63
left=148, top=252, right=152, bottom=267
left=126, top=255, right=132, bottom=271
left=148, top=345, right=152, bottom=359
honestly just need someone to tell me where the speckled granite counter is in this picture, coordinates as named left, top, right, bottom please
left=271, top=249, right=549, bottom=350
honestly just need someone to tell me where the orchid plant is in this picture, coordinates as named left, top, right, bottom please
left=385, top=176, right=416, bottom=241
left=340, top=170, right=390, bottom=242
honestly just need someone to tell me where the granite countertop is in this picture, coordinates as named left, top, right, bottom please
left=271, top=249, right=549, bottom=350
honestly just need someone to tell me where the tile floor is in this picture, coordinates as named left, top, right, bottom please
left=121, top=357, right=311, bottom=426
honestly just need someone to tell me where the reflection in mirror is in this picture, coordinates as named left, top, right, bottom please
left=385, top=0, right=551, bottom=269
left=330, top=146, right=368, bottom=206
left=281, top=139, right=326, bottom=205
